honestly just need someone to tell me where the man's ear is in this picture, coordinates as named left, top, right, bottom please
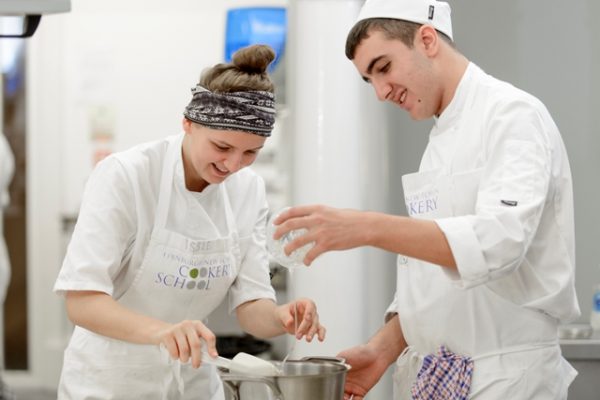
left=418, top=25, right=439, bottom=56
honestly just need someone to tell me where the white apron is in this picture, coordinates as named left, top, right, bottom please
left=392, top=133, right=576, bottom=399
left=59, top=135, right=240, bottom=400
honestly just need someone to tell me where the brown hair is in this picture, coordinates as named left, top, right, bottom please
left=199, top=44, right=276, bottom=93
left=345, top=18, right=453, bottom=60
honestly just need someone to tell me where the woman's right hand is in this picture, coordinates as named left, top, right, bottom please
left=157, top=320, right=218, bottom=368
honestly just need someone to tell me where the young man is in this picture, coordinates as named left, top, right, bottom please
left=273, top=0, right=579, bottom=398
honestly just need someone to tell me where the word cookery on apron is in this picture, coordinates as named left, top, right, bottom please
left=156, top=250, right=233, bottom=291
left=404, top=188, right=440, bottom=216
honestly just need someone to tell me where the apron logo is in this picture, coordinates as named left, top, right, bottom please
left=405, top=189, right=439, bottom=217
left=155, top=251, right=232, bottom=290
left=187, top=240, right=213, bottom=253
left=500, top=199, right=518, bottom=207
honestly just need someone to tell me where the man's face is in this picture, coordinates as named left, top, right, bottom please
left=352, top=29, right=442, bottom=120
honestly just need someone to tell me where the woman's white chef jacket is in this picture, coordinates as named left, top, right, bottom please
left=389, top=63, right=580, bottom=399
left=54, top=134, right=276, bottom=399
left=0, top=133, right=14, bottom=302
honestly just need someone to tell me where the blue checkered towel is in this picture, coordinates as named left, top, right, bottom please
left=411, top=345, right=473, bottom=400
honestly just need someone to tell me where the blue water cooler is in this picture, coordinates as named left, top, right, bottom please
left=225, top=7, right=286, bottom=70
left=224, top=7, right=287, bottom=102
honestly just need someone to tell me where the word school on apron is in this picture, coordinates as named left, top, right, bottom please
left=155, top=250, right=233, bottom=290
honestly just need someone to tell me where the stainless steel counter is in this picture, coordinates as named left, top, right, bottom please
left=560, top=333, right=600, bottom=399
left=560, top=336, right=600, bottom=360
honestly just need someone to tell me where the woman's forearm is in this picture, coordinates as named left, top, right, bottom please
left=236, top=298, right=286, bottom=338
left=65, top=290, right=170, bottom=345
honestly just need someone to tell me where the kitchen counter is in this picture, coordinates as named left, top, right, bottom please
left=559, top=331, right=600, bottom=399
left=560, top=335, right=600, bottom=360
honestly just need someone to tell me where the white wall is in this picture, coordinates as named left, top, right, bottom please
left=59, top=0, right=287, bottom=214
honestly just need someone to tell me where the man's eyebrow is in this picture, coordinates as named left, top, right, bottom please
left=366, top=55, right=385, bottom=76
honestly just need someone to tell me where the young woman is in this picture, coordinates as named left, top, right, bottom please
left=54, top=44, right=325, bottom=400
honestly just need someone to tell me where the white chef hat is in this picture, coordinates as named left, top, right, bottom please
left=356, top=0, right=453, bottom=41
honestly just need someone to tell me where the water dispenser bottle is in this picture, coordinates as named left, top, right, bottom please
left=591, top=284, right=600, bottom=332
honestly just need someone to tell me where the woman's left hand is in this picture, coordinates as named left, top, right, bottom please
left=277, top=298, right=326, bottom=342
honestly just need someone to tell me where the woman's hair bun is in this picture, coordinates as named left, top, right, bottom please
left=232, top=44, right=276, bottom=74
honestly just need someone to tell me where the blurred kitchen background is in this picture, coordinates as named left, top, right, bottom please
left=1, top=0, right=599, bottom=399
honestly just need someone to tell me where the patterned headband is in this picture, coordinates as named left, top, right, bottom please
left=183, top=85, right=275, bottom=137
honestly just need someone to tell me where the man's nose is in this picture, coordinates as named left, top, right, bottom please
left=372, top=80, right=391, bottom=102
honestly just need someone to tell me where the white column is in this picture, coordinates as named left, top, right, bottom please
left=286, top=1, right=394, bottom=397
left=287, top=0, right=394, bottom=354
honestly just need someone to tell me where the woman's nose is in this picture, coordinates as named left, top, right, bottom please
left=224, top=152, right=243, bottom=173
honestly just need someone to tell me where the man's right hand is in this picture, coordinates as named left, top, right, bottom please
left=337, top=343, right=388, bottom=400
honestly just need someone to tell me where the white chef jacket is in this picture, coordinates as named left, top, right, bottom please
left=388, top=63, right=579, bottom=399
left=430, top=63, right=579, bottom=321
left=54, top=133, right=275, bottom=312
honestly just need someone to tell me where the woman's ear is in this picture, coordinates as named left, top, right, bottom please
left=182, top=117, right=192, bottom=134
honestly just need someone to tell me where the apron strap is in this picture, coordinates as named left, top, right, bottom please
left=155, top=135, right=184, bottom=229
left=155, top=134, right=240, bottom=246
left=219, top=184, right=241, bottom=262
left=470, top=340, right=558, bottom=361
left=220, top=185, right=237, bottom=239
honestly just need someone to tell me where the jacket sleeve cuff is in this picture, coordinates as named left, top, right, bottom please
left=435, top=217, right=488, bottom=289
left=384, top=293, right=398, bottom=323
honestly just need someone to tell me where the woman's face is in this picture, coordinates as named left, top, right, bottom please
left=181, top=118, right=266, bottom=191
